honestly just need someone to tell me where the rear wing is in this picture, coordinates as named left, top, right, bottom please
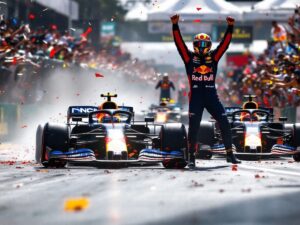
left=67, top=106, right=98, bottom=122
left=225, top=107, right=242, bottom=114
left=67, top=105, right=135, bottom=122
left=225, top=106, right=274, bottom=121
left=225, top=107, right=273, bottom=114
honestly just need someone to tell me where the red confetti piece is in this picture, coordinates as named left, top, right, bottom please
left=49, top=48, right=56, bottom=58
left=51, top=24, right=57, bottom=30
left=231, top=165, right=238, bottom=171
left=255, top=174, right=260, bottom=179
left=28, top=13, right=35, bottom=20
left=0, top=161, right=16, bottom=165
left=81, top=27, right=92, bottom=38
left=95, top=72, right=104, bottom=78
left=193, top=19, right=201, bottom=23
left=196, top=7, right=202, bottom=11
left=12, top=57, right=17, bottom=65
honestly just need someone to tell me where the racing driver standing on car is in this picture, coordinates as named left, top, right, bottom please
left=171, top=14, right=241, bottom=167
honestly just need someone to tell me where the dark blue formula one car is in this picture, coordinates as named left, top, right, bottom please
left=36, top=93, right=188, bottom=168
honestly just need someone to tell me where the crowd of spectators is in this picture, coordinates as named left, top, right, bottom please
left=219, top=6, right=300, bottom=108
left=0, top=15, right=158, bottom=104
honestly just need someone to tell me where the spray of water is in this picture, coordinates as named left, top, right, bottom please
left=4, top=67, right=159, bottom=161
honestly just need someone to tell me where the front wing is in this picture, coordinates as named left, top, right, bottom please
left=205, top=144, right=299, bottom=156
left=47, top=148, right=185, bottom=167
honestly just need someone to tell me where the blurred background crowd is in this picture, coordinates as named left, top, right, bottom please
left=0, top=0, right=299, bottom=110
left=219, top=6, right=300, bottom=108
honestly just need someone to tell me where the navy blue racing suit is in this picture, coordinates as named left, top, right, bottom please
left=155, top=80, right=175, bottom=100
left=172, top=23, right=233, bottom=152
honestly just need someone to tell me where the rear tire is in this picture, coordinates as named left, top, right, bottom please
left=293, top=123, right=300, bottom=147
left=293, top=153, right=300, bottom=162
left=160, top=123, right=187, bottom=169
left=197, top=121, right=215, bottom=146
left=196, top=150, right=213, bottom=160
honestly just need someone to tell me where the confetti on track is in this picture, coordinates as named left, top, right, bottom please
left=95, top=72, right=104, bottom=78
left=64, top=198, right=90, bottom=212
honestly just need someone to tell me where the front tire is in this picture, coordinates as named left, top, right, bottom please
left=36, top=123, right=69, bottom=168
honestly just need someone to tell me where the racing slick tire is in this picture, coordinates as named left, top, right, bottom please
left=293, top=153, right=300, bottom=162
left=197, top=121, right=215, bottom=146
left=36, top=123, right=69, bottom=168
left=160, top=123, right=188, bottom=169
left=293, top=123, right=300, bottom=147
left=196, top=150, right=213, bottom=160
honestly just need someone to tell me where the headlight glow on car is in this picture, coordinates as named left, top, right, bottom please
left=156, top=112, right=167, bottom=123
left=245, top=134, right=262, bottom=148
left=106, top=130, right=127, bottom=153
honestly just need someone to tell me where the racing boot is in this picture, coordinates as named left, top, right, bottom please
left=226, top=150, right=241, bottom=164
left=188, top=152, right=196, bottom=168
left=188, top=143, right=197, bottom=168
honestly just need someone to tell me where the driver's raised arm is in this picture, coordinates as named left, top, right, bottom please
left=171, top=14, right=191, bottom=64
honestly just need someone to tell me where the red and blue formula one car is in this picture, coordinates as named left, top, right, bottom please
left=36, top=93, right=188, bottom=168
left=197, top=95, right=300, bottom=161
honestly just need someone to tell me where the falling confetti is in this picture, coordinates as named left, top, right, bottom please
left=95, top=72, right=104, bottom=78
left=49, top=48, right=56, bottom=58
left=70, top=28, right=76, bottom=31
left=196, top=7, right=202, bottom=11
left=255, top=174, right=260, bottom=179
left=42, top=8, right=48, bottom=12
left=81, top=27, right=92, bottom=38
left=64, top=197, right=90, bottom=212
left=21, top=125, right=28, bottom=128
left=193, top=19, right=201, bottom=23
left=28, top=13, right=35, bottom=20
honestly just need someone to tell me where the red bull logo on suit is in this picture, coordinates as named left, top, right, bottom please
left=192, top=74, right=214, bottom=81
left=193, top=65, right=213, bottom=75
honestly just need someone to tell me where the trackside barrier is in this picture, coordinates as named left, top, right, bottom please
left=0, top=104, right=18, bottom=142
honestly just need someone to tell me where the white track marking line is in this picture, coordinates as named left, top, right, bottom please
left=239, top=164, right=300, bottom=177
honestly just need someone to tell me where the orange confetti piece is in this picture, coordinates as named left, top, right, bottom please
left=231, top=165, right=238, bottom=171
left=36, top=169, right=49, bottom=173
left=64, top=197, right=90, bottom=212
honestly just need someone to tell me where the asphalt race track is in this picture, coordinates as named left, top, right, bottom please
left=1, top=147, right=300, bottom=225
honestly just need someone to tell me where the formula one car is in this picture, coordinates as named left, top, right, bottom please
left=197, top=95, right=300, bottom=161
left=144, top=98, right=189, bottom=124
left=36, top=93, right=188, bottom=168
